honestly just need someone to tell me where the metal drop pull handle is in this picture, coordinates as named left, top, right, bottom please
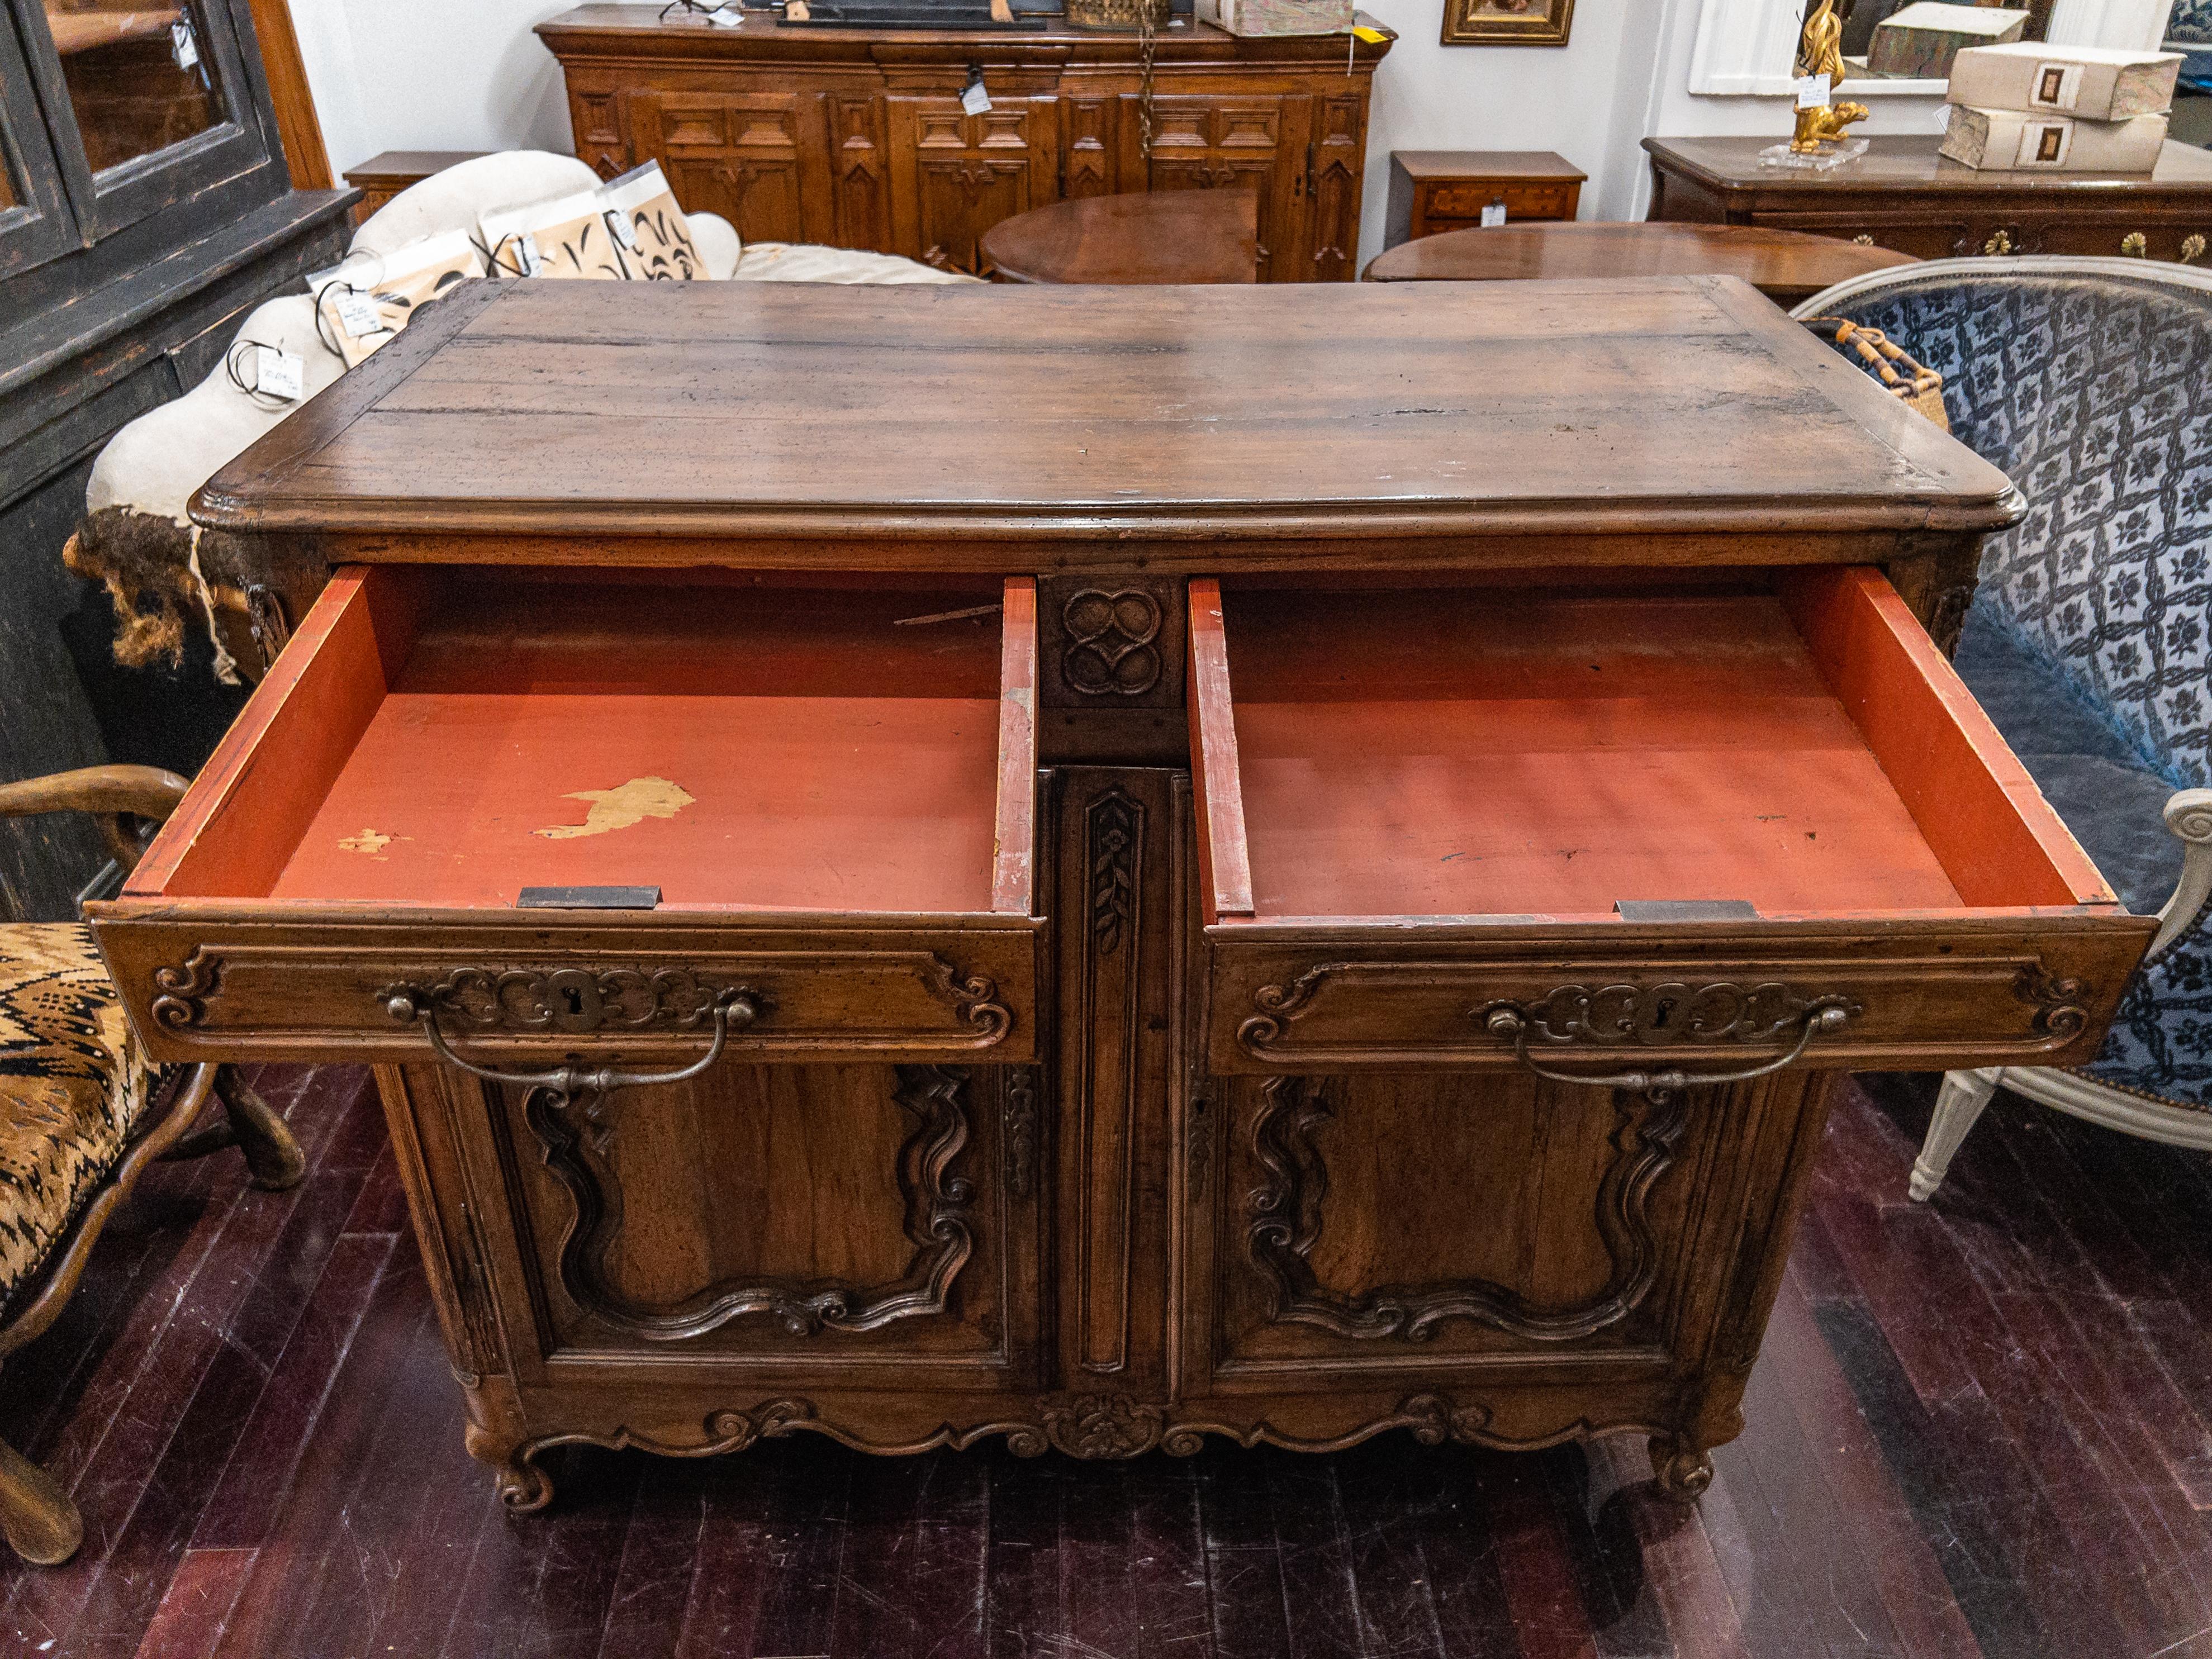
left=1484, top=999, right=1852, bottom=1096
left=385, top=988, right=758, bottom=1095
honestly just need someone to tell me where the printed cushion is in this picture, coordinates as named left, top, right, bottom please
left=0, top=924, right=157, bottom=1312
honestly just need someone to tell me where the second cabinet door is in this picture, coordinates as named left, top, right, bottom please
left=887, top=95, right=1061, bottom=274
left=1122, top=94, right=1304, bottom=282
left=625, top=91, right=809, bottom=246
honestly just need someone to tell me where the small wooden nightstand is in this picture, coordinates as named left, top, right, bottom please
left=1384, top=151, right=1587, bottom=248
left=340, top=151, right=491, bottom=224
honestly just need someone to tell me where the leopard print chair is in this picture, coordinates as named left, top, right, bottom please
left=0, top=767, right=303, bottom=1567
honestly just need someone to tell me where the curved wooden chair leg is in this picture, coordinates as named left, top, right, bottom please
left=0, top=1435, right=82, bottom=1566
left=214, top=1068, right=305, bottom=1191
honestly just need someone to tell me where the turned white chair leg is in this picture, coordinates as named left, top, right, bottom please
left=1911, top=1067, right=2002, bottom=1201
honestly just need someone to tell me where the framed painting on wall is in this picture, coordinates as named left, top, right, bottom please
left=1441, top=0, right=1574, bottom=45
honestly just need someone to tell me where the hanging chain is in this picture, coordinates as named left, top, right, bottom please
left=1138, top=0, right=1158, bottom=164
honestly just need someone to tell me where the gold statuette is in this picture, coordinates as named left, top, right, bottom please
left=1791, top=0, right=1868, bottom=154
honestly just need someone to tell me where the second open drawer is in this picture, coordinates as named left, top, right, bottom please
left=1189, top=569, right=2155, bottom=1076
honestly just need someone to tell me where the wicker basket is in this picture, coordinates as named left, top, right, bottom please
left=1065, top=0, right=1170, bottom=30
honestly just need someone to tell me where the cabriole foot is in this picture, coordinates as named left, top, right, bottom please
left=1648, top=1434, right=1715, bottom=1504
left=0, top=1436, right=82, bottom=1565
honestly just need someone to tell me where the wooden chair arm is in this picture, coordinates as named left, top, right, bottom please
left=0, top=766, right=190, bottom=876
left=2151, top=789, right=2212, bottom=959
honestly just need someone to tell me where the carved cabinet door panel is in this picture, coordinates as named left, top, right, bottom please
left=1121, top=95, right=1303, bottom=282
left=1185, top=1066, right=1840, bottom=1406
left=625, top=91, right=809, bottom=246
left=465, top=1059, right=1041, bottom=1387
left=823, top=92, right=894, bottom=251
left=886, top=95, right=1062, bottom=274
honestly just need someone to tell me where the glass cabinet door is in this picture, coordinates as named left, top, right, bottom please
left=16, top=0, right=281, bottom=244
left=0, top=6, right=80, bottom=278
left=43, top=1, right=228, bottom=174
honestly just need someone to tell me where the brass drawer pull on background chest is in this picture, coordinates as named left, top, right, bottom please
left=383, top=986, right=759, bottom=1101
left=1483, top=998, right=1853, bottom=1097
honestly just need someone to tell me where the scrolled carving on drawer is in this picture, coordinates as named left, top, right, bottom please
left=1492, top=981, right=1850, bottom=1048
left=151, top=947, right=220, bottom=1028
left=2014, top=964, right=2087, bottom=1040
left=379, top=964, right=746, bottom=1034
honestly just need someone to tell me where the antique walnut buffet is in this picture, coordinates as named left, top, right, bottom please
left=534, top=6, right=1391, bottom=281
left=88, top=278, right=2151, bottom=1510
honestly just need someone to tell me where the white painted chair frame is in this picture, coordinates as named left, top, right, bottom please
left=1911, top=791, right=2212, bottom=1200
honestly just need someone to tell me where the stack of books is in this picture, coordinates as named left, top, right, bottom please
left=1940, top=41, right=2184, bottom=171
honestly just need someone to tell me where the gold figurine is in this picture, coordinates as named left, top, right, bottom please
left=1791, top=0, right=1868, bottom=154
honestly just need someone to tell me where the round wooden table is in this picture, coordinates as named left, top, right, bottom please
left=981, top=191, right=1260, bottom=285
left=1361, top=221, right=1916, bottom=305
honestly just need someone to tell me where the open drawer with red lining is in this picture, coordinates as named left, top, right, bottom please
left=91, top=567, right=1042, bottom=1064
left=1189, top=568, right=2154, bottom=1076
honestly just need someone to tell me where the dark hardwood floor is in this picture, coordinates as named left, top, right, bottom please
left=7, top=1064, right=2212, bottom=1659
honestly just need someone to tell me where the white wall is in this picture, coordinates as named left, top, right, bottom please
left=1353, top=0, right=1640, bottom=259
left=289, top=0, right=578, bottom=178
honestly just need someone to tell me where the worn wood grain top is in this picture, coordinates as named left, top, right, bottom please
left=193, top=276, right=2024, bottom=546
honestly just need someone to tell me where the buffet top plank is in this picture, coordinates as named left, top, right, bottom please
left=192, top=275, right=2023, bottom=552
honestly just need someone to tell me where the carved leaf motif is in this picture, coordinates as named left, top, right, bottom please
left=1004, top=1067, right=1037, bottom=1199
left=1245, top=1075, right=1685, bottom=1343
left=1087, top=788, right=1144, bottom=957
left=1042, top=1393, right=1165, bottom=1458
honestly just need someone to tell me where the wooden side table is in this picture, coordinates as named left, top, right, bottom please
left=1383, top=151, right=1587, bottom=249
left=1362, top=221, right=1917, bottom=305
left=340, top=151, right=491, bottom=225
left=1644, top=135, right=2212, bottom=264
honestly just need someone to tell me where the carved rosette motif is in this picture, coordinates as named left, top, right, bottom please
left=1061, top=590, right=1164, bottom=697
left=1245, top=1075, right=1686, bottom=1343
left=525, top=1063, right=976, bottom=1340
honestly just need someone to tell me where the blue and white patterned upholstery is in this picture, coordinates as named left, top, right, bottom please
left=1810, top=262, right=2212, bottom=1107
left=2172, top=0, right=2212, bottom=87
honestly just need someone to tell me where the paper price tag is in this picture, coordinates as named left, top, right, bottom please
left=170, top=18, right=199, bottom=70
left=961, top=78, right=993, bottom=116
left=334, top=291, right=380, bottom=337
left=519, top=232, right=543, bottom=276
left=1932, top=103, right=1952, bottom=132
left=610, top=212, right=639, bottom=250
left=254, top=344, right=304, bottom=402
left=1795, top=73, right=1830, bottom=110
left=706, top=2, right=744, bottom=21
left=1480, top=202, right=1507, bottom=228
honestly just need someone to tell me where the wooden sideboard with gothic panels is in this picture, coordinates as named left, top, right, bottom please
left=89, top=278, right=2153, bottom=1512
left=534, top=6, right=1392, bottom=280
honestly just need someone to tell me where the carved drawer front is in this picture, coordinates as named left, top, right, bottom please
left=1756, top=212, right=1975, bottom=262
left=1426, top=183, right=1573, bottom=222
left=474, top=1059, right=1037, bottom=1376
left=93, top=568, right=1043, bottom=1064
left=1187, top=572, right=2153, bottom=1077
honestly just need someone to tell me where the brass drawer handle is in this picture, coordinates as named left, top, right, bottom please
left=1482, top=997, right=1852, bottom=1097
left=385, top=986, right=758, bottom=1096
left=1983, top=229, right=2014, bottom=256
left=2123, top=231, right=2149, bottom=258
left=2183, top=234, right=2206, bottom=265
